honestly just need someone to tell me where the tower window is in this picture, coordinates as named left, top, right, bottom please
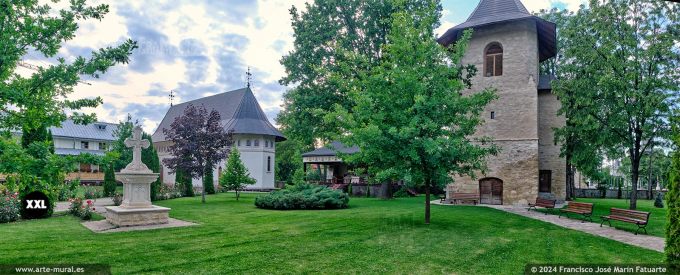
left=484, top=43, right=503, bottom=77
left=254, top=139, right=259, bottom=147
left=267, top=156, right=271, bottom=172
left=246, top=140, right=251, bottom=146
left=490, top=111, right=496, bottom=119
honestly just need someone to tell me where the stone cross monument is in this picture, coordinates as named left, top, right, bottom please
left=105, top=125, right=170, bottom=227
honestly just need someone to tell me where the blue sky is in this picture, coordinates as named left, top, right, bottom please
left=19, top=0, right=585, bottom=133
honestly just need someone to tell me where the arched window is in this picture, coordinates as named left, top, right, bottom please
left=267, top=156, right=271, bottom=172
left=484, top=43, right=503, bottom=77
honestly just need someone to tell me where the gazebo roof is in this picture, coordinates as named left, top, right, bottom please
left=437, top=0, right=557, bottom=62
left=301, top=141, right=359, bottom=157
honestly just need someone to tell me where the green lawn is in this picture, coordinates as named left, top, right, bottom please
left=0, top=194, right=663, bottom=274
left=574, top=198, right=667, bottom=237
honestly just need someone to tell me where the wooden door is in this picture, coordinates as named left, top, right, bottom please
left=539, top=170, right=552, bottom=193
left=479, top=178, right=503, bottom=205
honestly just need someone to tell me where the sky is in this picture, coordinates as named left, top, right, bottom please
left=20, top=0, right=586, bottom=133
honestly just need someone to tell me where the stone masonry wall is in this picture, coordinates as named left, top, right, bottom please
left=447, top=20, right=542, bottom=205
left=538, top=91, right=567, bottom=201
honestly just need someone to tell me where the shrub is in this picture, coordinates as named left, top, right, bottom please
left=393, top=187, right=411, bottom=198
left=155, top=184, right=183, bottom=201
left=80, top=200, right=95, bottom=220
left=220, top=148, right=256, bottom=200
left=112, top=193, right=123, bottom=206
left=203, top=165, right=215, bottom=194
left=0, top=190, right=20, bottom=223
left=175, top=168, right=194, bottom=197
left=82, top=186, right=102, bottom=200
left=655, top=193, right=664, bottom=208
left=103, top=164, right=117, bottom=197
left=255, top=184, right=349, bottom=210
left=18, top=177, right=56, bottom=219
left=68, top=197, right=83, bottom=217
left=667, top=130, right=680, bottom=269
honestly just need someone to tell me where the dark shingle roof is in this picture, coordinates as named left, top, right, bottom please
left=152, top=87, right=285, bottom=142
left=50, top=120, right=118, bottom=141
left=302, top=141, right=360, bottom=157
left=538, top=74, right=555, bottom=91
left=437, top=0, right=557, bottom=62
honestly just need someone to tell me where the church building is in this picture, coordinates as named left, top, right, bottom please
left=152, top=87, right=286, bottom=190
left=437, top=0, right=565, bottom=205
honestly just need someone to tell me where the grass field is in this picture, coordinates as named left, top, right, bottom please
left=0, top=194, right=664, bottom=274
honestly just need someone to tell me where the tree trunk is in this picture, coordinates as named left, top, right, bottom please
left=425, top=178, right=431, bottom=225
left=647, top=145, right=654, bottom=199
left=565, top=159, right=575, bottom=201
left=630, top=155, right=640, bottom=210
left=201, top=171, right=206, bottom=203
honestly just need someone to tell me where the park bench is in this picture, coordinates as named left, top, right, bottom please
left=528, top=198, right=556, bottom=214
left=600, top=208, right=651, bottom=235
left=559, top=202, right=594, bottom=222
left=450, top=192, right=479, bottom=205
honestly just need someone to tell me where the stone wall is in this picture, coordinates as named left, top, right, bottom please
left=449, top=140, right=539, bottom=206
left=538, top=91, right=566, bottom=200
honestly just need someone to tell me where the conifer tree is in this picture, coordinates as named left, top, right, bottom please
left=220, top=148, right=255, bottom=200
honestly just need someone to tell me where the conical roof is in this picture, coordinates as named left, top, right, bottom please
left=152, top=87, right=286, bottom=142
left=437, top=0, right=556, bottom=62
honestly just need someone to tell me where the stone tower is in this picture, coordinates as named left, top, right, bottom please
left=438, top=0, right=565, bottom=205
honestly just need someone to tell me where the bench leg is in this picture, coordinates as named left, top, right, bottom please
left=600, top=218, right=611, bottom=227
left=528, top=205, right=535, bottom=212
left=582, top=214, right=592, bottom=223
left=635, top=224, right=647, bottom=235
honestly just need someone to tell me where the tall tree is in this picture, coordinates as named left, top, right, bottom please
left=220, top=148, right=256, bottom=200
left=278, top=0, right=442, bottom=148
left=0, top=0, right=137, bottom=139
left=163, top=104, right=232, bottom=203
left=330, top=5, right=496, bottom=224
left=667, top=115, right=679, bottom=269
left=111, top=116, right=161, bottom=199
left=103, top=163, right=116, bottom=197
left=552, top=0, right=679, bottom=209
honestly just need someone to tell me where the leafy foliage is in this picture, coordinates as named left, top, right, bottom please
left=550, top=0, right=679, bottom=209
left=219, top=148, right=255, bottom=200
left=667, top=118, right=680, bottom=269
left=203, top=164, right=215, bottom=195
left=110, top=117, right=161, bottom=200
left=103, top=163, right=116, bottom=197
left=163, top=104, right=232, bottom=203
left=175, top=168, right=194, bottom=197
left=0, top=190, right=20, bottom=223
left=255, top=184, right=349, bottom=210
left=328, top=6, right=496, bottom=223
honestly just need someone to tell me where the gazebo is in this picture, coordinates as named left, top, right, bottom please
left=301, top=141, right=364, bottom=185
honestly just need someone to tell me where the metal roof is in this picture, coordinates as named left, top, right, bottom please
left=302, top=141, right=360, bottom=157
left=437, top=0, right=557, bottom=62
left=50, top=120, right=118, bottom=141
left=152, top=87, right=286, bottom=142
left=55, top=148, right=107, bottom=156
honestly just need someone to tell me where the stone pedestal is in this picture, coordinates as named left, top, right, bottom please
left=105, top=172, right=170, bottom=227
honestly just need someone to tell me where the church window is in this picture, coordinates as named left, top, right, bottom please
left=237, top=140, right=241, bottom=146
left=246, top=140, right=251, bottom=146
left=490, top=111, right=495, bottom=119
left=254, top=139, right=259, bottom=147
left=81, top=141, right=89, bottom=149
left=267, top=156, right=271, bottom=172
left=484, top=43, right=503, bottom=77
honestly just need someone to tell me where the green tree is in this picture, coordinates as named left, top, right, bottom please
left=275, top=140, right=304, bottom=185
left=552, top=0, right=679, bottom=209
left=330, top=6, right=496, bottom=224
left=203, top=163, right=215, bottom=194
left=219, top=148, right=255, bottom=200
left=103, top=163, right=116, bottom=197
left=278, top=0, right=442, bottom=149
left=111, top=117, right=161, bottom=200
left=174, top=168, right=194, bottom=197
left=667, top=116, right=680, bottom=269
left=141, top=132, right=161, bottom=200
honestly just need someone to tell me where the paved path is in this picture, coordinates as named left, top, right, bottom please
left=55, top=197, right=114, bottom=214
left=432, top=200, right=665, bottom=252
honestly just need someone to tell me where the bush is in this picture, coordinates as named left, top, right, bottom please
left=57, top=180, right=79, bottom=201
left=393, top=187, right=411, bottom=198
left=0, top=190, right=20, bottom=223
left=82, top=186, right=103, bottom=200
left=68, top=198, right=95, bottom=220
left=112, top=192, right=123, bottom=206
left=103, top=164, right=117, bottom=197
left=203, top=165, right=215, bottom=194
left=255, top=184, right=349, bottom=210
left=155, top=184, right=183, bottom=201
left=655, top=193, right=664, bottom=208
left=80, top=200, right=95, bottom=220
left=667, top=130, right=680, bottom=269
left=68, top=197, right=83, bottom=216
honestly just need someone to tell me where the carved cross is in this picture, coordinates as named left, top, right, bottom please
left=124, top=126, right=150, bottom=171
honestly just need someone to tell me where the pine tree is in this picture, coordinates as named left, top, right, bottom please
left=220, top=148, right=255, bottom=200
left=103, top=163, right=117, bottom=197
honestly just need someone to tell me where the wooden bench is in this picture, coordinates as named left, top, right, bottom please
left=450, top=192, right=479, bottom=205
left=528, top=198, right=556, bottom=214
left=559, top=202, right=594, bottom=222
left=600, top=208, right=651, bottom=235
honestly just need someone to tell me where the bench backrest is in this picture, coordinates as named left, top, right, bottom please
left=535, top=198, right=556, bottom=206
left=451, top=193, right=479, bottom=199
left=566, top=202, right=593, bottom=212
left=610, top=208, right=650, bottom=221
